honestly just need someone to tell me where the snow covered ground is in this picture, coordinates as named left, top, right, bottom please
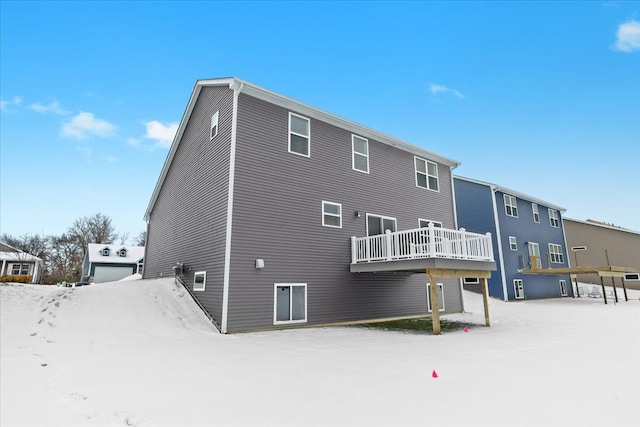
left=1, top=278, right=638, bottom=427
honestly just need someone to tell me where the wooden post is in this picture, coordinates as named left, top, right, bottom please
left=611, top=276, right=618, bottom=303
left=621, top=277, right=629, bottom=302
left=481, top=277, right=491, bottom=327
left=571, top=274, right=579, bottom=299
left=428, top=271, right=441, bottom=335
left=600, top=276, right=607, bottom=305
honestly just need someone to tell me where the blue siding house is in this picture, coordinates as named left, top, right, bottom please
left=453, top=176, right=572, bottom=301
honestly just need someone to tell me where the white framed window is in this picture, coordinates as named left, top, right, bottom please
left=624, top=273, right=640, bottom=281
left=414, top=157, right=439, bottom=191
left=274, top=283, right=307, bottom=324
left=514, top=279, right=525, bottom=299
left=136, top=259, right=144, bottom=275
left=193, top=271, right=206, bottom=291
left=418, top=219, right=443, bottom=228
left=11, top=264, right=30, bottom=275
left=549, top=209, right=559, bottom=228
left=288, top=112, right=310, bottom=157
left=504, top=194, right=518, bottom=217
left=463, top=277, right=479, bottom=285
left=101, top=247, right=110, bottom=256
left=528, top=242, right=541, bottom=268
left=549, top=243, right=564, bottom=264
left=322, top=201, right=342, bottom=228
left=559, top=280, right=568, bottom=296
left=117, top=248, right=127, bottom=257
left=426, top=283, right=445, bottom=312
left=352, top=135, right=369, bottom=173
left=532, top=203, right=540, bottom=223
left=509, top=236, right=517, bottom=251
left=210, top=111, right=219, bottom=139
left=366, top=214, right=397, bottom=236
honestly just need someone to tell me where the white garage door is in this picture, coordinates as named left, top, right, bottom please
left=93, top=266, right=135, bottom=283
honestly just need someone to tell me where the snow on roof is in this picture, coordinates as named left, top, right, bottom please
left=86, top=244, right=145, bottom=264
left=0, top=242, right=43, bottom=262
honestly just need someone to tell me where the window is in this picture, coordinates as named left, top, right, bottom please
left=322, top=201, right=342, bottom=228
left=528, top=242, right=541, bottom=268
left=426, top=283, right=445, bottom=312
left=11, top=264, right=30, bottom=275
left=415, top=157, right=439, bottom=191
left=509, top=236, right=517, bottom=251
left=624, top=273, right=640, bottom=281
left=288, top=112, right=310, bottom=157
left=274, top=284, right=306, bottom=324
left=463, top=277, right=479, bottom=285
left=548, top=243, right=564, bottom=264
left=532, top=203, right=540, bottom=223
left=210, top=111, right=219, bottom=139
left=352, top=135, right=369, bottom=173
left=366, top=214, right=397, bottom=236
left=136, top=259, right=144, bottom=275
left=559, top=280, right=568, bottom=296
left=101, top=247, right=110, bottom=256
left=419, top=219, right=443, bottom=228
left=193, top=271, right=206, bottom=291
left=549, top=209, right=559, bottom=228
left=117, top=248, right=127, bottom=257
left=514, top=279, right=525, bottom=299
left=504, top=194, right=518, bottom=217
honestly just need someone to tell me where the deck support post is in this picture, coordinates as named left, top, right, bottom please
left=481, top=277, right=491, bottom=327
left=600, top=276, right=607, bottom=305
left=427, top=271, right=441, bottom=335
left=621, top=277, right=629, bottom=302
left=611, top=276, right=619, bottom=303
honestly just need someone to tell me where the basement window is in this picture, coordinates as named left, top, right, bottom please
left=193, top=271, right=206, bottom=292
left=426, top=283, right=445, bottom=312
left=274, top=283, right=307, bottom=324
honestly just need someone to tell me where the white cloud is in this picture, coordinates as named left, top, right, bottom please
left=29, top=100, right=70, bottom=115
left=144, top=120, right=178, bottom=148
left=13, top=96, right=23, bottom=105
left=613, top=20, right=640, bottom=52
left=0, top=100, right=8, bottom=111
left=127, top=137, right=141, bottom=147
left=429, top=83, right=465, bottom=99
left=62, top=112, right=116, bottom=139
left=1, top=96, right=24, bottom=111
left=106, top=155, right=117, bottom=163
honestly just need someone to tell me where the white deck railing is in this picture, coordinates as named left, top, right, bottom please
left=351, top=223, right=494, bottom=264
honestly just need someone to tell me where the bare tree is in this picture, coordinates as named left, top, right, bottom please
left=134, top=230, right=147, bottom=246
left=47, top=234, right=83, bottom=283
left=66, top=213, right=121, bottom=251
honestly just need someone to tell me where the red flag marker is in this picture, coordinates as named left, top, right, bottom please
left=463, top=327, right=469, bottom=333
left=432, top=370, right=438, bottom=378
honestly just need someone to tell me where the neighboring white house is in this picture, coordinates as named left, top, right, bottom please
left=0, top=242, right=44, bottom=283
left=81, top=244, right=145, bottom=283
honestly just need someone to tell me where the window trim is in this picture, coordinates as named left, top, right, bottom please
left=288, top=112, right=310, bottom=158
left=532, top=203, right=540, bottom=223
left=322, top=201, right=342, bottom=228
left=548, top=243, right=564, bottom=264
left=504, top=194, right=518, bottom=217
left=352, top=135, right=369, bottom=173
left=528, top=242, right=541, bottom=268
left=193, top=271, right=206, bottom=292
left=414, top=156, right=439, bottom=192
left=366, top=213, right=397, bottom=236
left=509, top=236, right=518, bottom=251
left=624, top=273, right=640, bottom=281
left=514, top=279, right=525, bottom=299
left=418, top=219, right=443, bottom=228
left=548, top=208, right=560, bottom=228
left=426, top=283, right=445, bottom=312
left=210, top=111, right=219, bottom=140
left=11, top=263, right=30, bottom=275
left=559, top=280, right=568, bottom=296
left=463, top=277, right=479, bottom=285
left=273, top=283, right=307, bottom=325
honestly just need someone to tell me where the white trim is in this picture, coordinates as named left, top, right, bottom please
left=490, top=187, right=509, bottom=301
left=504, top=194, right=518, bottom=218
left=624, top=273, right=640, bottom=281
left=221, top=82, right=242, bottom=333
left=414, top=156, right=439, bottom=192
left=322, top=201, right=342, bottom=228
left=426, top=283, right=445, bottom=312
left=193, top=271, right=206, bottom=291
left=532, top=203, right=540, bottom=223
left=559, top=279, right=568, bottom=296
left=562, top=217, right=640, bottom=235
left=210, top=111, right=219, bottom=140
left=508, top=236, right=517, bottom=251
left=548, top=243, right=564, bottom=264
left=366, top=213, right=397, bottom=236
left=273, top=283, right=307, bottom=325
left=288, top=112, right=310, bottom=158
left=450, top=171, right=464, bottom=313
left=514, top=279, right=524, bottom=299
left=463, top=277, right=480, bottom=285
left=548, top=208, right=560, bottom=228
left=418, top=218, right=443, bottom=228
left=351, top=134, right=369, bottom=173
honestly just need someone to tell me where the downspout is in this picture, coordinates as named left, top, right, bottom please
left=560, top=211, right=573, bottom=295
left=450, top=169, right=464, bottom=312
left=221, top=80, right=243, bottom=334
left=490, top=186, right=509, bottom=301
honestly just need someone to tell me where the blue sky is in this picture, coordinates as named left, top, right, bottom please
left=2, top=1, right=639, bottom=242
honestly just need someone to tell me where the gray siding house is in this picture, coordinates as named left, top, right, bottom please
left=144, top=78, right=495, bottom=333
